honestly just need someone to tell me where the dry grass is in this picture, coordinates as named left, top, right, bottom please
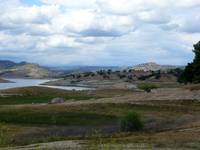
left=1, top=99, right=200, bottom=148
left=1, top=86, right=200, bottom=149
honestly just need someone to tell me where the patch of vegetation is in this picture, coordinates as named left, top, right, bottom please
left=0, top=108, right=117, bottom=126
left=0, top=124, right=13, bottom=147
left=138, top=83, right=159, bottom=92
left=0, top=95, right=94, bottom=105
left=120, top=111, right=144, bottom=132
left=83, top=72, right=95, bottom=77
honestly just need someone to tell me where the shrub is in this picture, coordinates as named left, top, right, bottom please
left=138, top=83, right=158, bottom=93
left=120, top=111, right=144, bottom=132
left=119, top=74, right=126, bottom=79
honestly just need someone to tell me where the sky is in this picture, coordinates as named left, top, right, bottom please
left=0, top=0, right=200, bottom=66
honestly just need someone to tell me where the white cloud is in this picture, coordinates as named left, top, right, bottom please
left=137, top=10, right=171, bottom=24
left=41, top=0, right=96, bottom=8
left=0, top=0, right=199, bottom=66
left=175, top=0, right=200, bottom=8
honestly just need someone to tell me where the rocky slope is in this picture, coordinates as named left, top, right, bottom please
left=1, top=64, right=54, bottom=78
left=0, top=78, right=11, bottom=83
left=133, top=62, right=178, bottom=71
left=0, top=60, right=56, bottom=78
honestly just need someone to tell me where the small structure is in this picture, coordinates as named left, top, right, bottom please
left=49, top=97, right=65, bottom=104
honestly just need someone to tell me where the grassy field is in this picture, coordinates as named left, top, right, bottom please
left=0, top=87, right=135, bottom=105
left=0, top=101, right=200, bottom=148
left=0, top=86, right=200, bottom=149
left=0, top=86, right=100, bottom=105
left=0, top=108, right=117, bottom=126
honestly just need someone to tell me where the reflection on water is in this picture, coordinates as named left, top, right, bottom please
left=0, top=78, right=92, bottom=91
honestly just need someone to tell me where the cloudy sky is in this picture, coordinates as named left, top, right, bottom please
left=0, top=0, right=200, bottom=66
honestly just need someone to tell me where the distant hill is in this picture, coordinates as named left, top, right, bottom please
left=133, top=62, right=181, bottom=72
left=0, top=78, right=11, bottom=83
left=0, top=60, right=19, bottom=69
left=48, top=66, right=121, bottom=74
left=0, top=60, right=183, bottom=79
left=0, top=60, right=122, bottom=78
left=0, top=60, right=56, bottom=78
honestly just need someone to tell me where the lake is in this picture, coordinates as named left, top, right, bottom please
left=0, top=78, right=92, bottom=90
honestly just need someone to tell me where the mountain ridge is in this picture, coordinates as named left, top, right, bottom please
left=0, top=60, right=54, bottom=79
left=133, top=62, right=181, bottom=72
left=0, top=60, right=183, bottom=78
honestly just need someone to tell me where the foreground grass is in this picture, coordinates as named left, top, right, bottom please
left=0, top=99, right=200, bottom=148
left=0, top=86, right=200, bottom=149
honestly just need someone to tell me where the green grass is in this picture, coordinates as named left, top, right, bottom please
left=0, top=95, right=94, bottom=105
left=0, top=124, right=14, bottom=147
left=0, top=108, right=117, bottom=126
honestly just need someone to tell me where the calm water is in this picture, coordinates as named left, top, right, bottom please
left=0, top=78, right=92, bottom=91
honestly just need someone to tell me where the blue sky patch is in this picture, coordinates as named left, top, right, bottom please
left=21, top=0, right=42, bottom=5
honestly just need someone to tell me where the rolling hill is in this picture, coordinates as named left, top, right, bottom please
left=133, top=62, right=180, bottom=71
left=0, top=60, right=55, bottom=78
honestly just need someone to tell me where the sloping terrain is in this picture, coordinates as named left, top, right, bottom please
left=0, top=60, right=56, bottom=78
left=0, top=78, right=11, bottom=83
left=133, top=62, right=179, bottom=71
left=0, top=60, right=20, bottom=70
left=1, top=64, right=52, bottom=78
left=44, top=68, right=180, bottom=89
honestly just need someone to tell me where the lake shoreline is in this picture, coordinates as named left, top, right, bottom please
left=0, top=78, right=94, bottom=91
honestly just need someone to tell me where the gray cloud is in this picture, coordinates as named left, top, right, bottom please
left=80, top=28, right=130, bottom=37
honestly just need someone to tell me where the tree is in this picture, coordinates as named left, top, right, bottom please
left=179, top=41, right=200, bottom=83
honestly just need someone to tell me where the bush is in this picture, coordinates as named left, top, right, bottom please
left=120, top=111, right=144, bottom=132
left=138, top=83, right=158, bottom=93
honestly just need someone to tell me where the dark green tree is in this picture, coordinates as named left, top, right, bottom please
left=179, top=41, right=200, bottom=83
